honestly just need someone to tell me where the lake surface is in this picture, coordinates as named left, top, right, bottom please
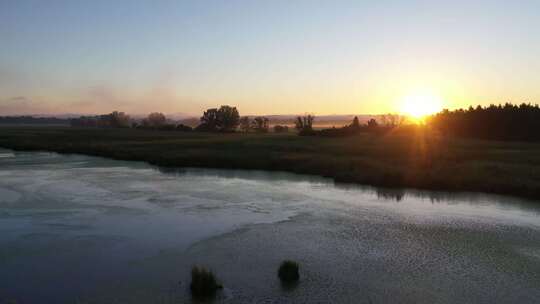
left=0, top=149, right=539, bottom=303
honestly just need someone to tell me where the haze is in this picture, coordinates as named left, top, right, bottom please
left=1, top=0, right=539, bottom=116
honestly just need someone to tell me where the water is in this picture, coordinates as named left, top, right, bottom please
left=0, top=149, right=539, bottom=303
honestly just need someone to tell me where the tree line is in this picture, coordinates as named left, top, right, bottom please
left=9, top=102, right=539, bottom=141
left=427, top=103, right=540, bottom=141
left=68, top=106, right=406, bottom=136
left=295, top=114, right=405, bottom=137
left=0, top=116, right=69, bottom=125
left=195, top=106, right=289, bottom=133
left=69, top=106, right=290, bottom=133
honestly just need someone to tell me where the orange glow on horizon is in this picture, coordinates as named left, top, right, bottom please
left=398, top=90, right=444, bottom=122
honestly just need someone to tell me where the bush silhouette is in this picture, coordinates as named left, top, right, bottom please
left=176, top=124, right=193, bottom=132
left=278, top=260, right=299, bottom=283
left=273, top=125, right=289, bottom=133
left=190, top=266, right=222, bottom=298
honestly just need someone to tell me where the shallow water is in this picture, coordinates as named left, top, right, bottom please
left=0, top=149, right=539, bottom=303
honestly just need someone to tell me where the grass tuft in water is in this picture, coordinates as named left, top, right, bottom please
left=278, top=260, right=300, bottom=283
left=190, top=266, right=222, bottom=298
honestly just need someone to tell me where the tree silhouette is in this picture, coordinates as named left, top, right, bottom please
left=198, top=108, right=220, bottom=131
left=71, top=111, right=130, bottom=128
left=143, top=112, right=167, bottom=128
left=217, top=105, right=240, bottom=132
left=197, top=105, right=240, bottom=132
left=351, top=116, right=360, bottom=129
left=295, top=115, right=315, bottom=136
left=252, top=116, right=269, bottom=133
left=111, top=111, right=131, bottom=128
left=295, top=115, right=314, bottom=131
left=367, top=118, right=378, bottom=128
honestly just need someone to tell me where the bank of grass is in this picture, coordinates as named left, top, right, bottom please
left=0, top=126, right=539, bottom=200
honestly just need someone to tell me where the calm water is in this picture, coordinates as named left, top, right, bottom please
left=0, top=149, right=539, bottom=303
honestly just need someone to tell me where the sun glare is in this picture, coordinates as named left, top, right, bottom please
left=399, top=91, right=444, bottom=120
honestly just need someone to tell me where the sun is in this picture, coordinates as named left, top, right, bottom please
left=399, top=91, right=444, bottom=120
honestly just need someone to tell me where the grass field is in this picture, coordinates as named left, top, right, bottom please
left=1, top=126, right=539, bottom=200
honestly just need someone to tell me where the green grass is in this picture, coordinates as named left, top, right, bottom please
left=1, top=126, right=540, bottom=199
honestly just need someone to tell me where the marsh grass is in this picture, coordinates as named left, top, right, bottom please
left=190, top=266, right=222, bottom=298
left=278, top=260, right=300, bottom=283
left=1, top=126, right=539, bottom=199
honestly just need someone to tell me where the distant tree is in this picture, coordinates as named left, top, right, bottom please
left=197, top=108, right=220, bottom=131
left=252, top=116, right=269, bottom=133
left=351, top=116, right=360, bottom=129
left=73, top=111, right=130, bottom=128
left=367, top=118, right=379, bottom=128
left=295, top=115, right=315, bottom=131
left=295, top=115, right=315, bottom=136
left=239, top=116, right=251, bottom=133
left=197, top=105, right=240, bottom=132
left=143, top=112, right=167, bottom=128
left=295, top=117, right=302, bottom=131
left=314, top=116, right=365, bottom=137
left=273, top=125, right=289, bottom=133
left=216, top=105, right=240, bottom=132
left=109, top=111, right=131, bottom=128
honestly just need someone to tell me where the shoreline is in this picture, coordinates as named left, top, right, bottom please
left=2, top=143, right=539, bottom=201
left=3, top=146, right=539, bottom=207
left=0, top=126, right=539, bottom=201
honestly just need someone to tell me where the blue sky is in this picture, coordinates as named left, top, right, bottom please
left=1, top=0, right=539, bottom=115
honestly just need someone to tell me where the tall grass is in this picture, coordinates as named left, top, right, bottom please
left=0, top=126, right=539, bottom=199
left=190, top=266, right=222, bottom=298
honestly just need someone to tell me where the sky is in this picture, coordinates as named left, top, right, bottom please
left=1, top=0, right=540, bottom=116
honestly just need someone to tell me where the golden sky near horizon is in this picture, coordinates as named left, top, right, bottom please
left=1, top=1, right=539, bottom=116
